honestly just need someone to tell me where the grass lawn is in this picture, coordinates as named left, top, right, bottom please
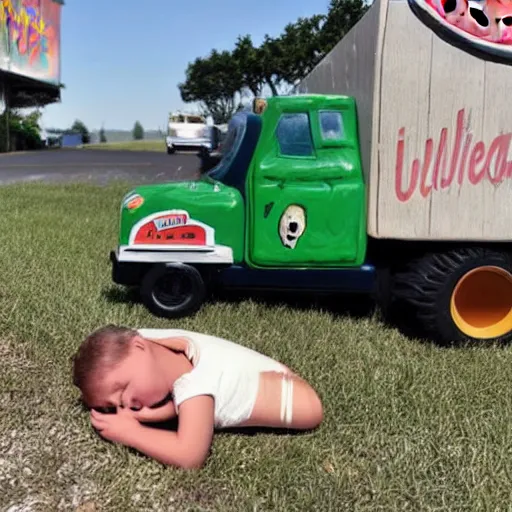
left=84, top=140, right=166, bottom=152
left=2, top=182, right=512, bottom=511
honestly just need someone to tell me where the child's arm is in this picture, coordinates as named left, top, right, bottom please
left=130, top=399, right=177, bottom=423
left=90, top=395, right=215, bottom=469
left=131, top=395, right=214, bottom=468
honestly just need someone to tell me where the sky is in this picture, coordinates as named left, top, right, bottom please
left=40, top=0, right=332, bottom=133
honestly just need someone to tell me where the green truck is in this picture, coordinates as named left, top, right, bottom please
left=110, top=0, right=512, bottom=345
left=111, top=96, right=372, bottom=314
left=111, top=94, right=511, bottom=346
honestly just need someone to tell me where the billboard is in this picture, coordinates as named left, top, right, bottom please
left=0, top=0, right=61, bottom=85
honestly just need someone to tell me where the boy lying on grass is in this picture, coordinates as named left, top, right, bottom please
left=72, top=325, right=324, bottom=470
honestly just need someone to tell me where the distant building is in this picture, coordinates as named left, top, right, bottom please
left=61, top=133, right=82, bottom=147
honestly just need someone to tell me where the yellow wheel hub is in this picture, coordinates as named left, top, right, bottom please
left=450, top=266, right=512, bottom=339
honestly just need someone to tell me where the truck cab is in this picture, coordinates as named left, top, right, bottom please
left=111, top=94, right=374, bottom=319
left=214, top=94, right=367, bottom=268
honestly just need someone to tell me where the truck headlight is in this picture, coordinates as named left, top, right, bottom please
left=122, top=192, right=144, bottom=211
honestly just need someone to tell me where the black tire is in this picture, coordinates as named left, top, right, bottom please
left=140, top=263, right=206, bottom=318
left=392, top=247, right=512, bottom=344
left=167, top=145, right=175, bottom=155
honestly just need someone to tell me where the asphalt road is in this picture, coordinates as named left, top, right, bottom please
left=0, top=148, right=201, bottom=185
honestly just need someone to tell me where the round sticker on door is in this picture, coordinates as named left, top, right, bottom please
left=279, top=205, right=306, bottom=249
left=408, top=0, right=512, bottom=63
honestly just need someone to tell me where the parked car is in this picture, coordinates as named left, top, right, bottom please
left=166, top=113, right=212, bottom=154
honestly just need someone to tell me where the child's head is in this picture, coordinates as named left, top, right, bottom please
left=72, top=325, right=171, bottom=411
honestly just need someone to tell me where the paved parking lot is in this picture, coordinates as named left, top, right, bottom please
left=0, top=148, right=200, bottom=185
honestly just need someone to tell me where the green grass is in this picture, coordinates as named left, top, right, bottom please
left=84, top=139, right=166, bottom=152
left=2, top=182, right=512, bottom=511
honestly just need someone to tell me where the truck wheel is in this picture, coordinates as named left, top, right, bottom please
left=167, top=146, right=175, bottom=155
left=140, top=263, right=206, bottom=318
left=392, top=247, right=512, bottom=344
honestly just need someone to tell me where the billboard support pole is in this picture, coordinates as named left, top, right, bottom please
left=5, top=82, right=9, bottom=153
left=0, top=79, right=8, bottom=153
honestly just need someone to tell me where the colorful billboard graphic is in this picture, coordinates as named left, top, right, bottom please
left=408, top=0, right=512, bottom=63
left=0, top=0, right=61, bottom=84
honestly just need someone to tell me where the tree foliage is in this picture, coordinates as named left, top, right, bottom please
left=232, top=35, right=265, bottom=98
left=71, top=119, right=90, bottom=144
left=319, top=0, right=370, bottom=54
left=2, top=109, right=44, bottom=151
left=133, top=121, right=144, bottom=140
left=179, top=49, right=243, bottom=124
left=99, top=126, right=107, bottom=143
left=274, top=15, right=325, bottom=87
left=179, top=0, right=370, bottom=120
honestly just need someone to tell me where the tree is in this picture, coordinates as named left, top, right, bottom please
left=133, top=121, right=144, bottom=140
left=232, top=35, right=266, bottom=98
left=0, top=108, right=44, bottom=151
left=258, top=35, right=286, bottom=96
left=319, top=0, right=370, bottom=55
left=24, top=110, right=42, bottom=134
left=275, top=15, right=326, bottom=88
left=99, top=126, right=107, bottom=143
left=178, top=49, right=244, bottom=124
left=71, top=119, right=90, bottom=144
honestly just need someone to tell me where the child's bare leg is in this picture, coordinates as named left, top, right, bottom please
left=241, top=371, right=323, bottom=430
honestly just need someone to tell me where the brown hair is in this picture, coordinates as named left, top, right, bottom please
left=72, top=324, right=138, bottom=403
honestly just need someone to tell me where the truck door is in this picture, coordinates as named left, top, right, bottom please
left=248, top=99, right=366, bottom=267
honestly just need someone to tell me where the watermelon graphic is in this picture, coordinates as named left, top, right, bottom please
left=409, top=0, right=512, bottom=63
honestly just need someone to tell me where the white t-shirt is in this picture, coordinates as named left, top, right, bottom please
left=137, top=328, right=287, bottom=428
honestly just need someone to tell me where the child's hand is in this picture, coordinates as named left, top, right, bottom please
left=90, top=395, right=215, bottom=468
left=90, top=407, right=142, bottom=447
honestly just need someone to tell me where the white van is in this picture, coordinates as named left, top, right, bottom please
left=166, top=113, right=212, bottom=154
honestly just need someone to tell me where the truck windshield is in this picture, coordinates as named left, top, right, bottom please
left=206, top=112, right=261, bottom=196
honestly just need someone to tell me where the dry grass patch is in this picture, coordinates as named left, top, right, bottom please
left=83, top=140, right=166, bottom=153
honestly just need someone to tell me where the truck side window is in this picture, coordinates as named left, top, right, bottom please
left=276, top=113, right=314, bottom=157
left=319, top=111, right=344, bottom=140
